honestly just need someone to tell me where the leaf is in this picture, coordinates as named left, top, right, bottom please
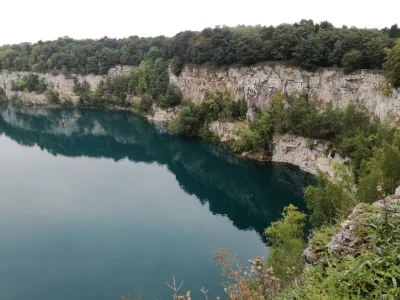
left=392, top=277, right=398, bottom=289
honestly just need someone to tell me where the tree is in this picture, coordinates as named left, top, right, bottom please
left=383, top=39, right=400, bottom=87
left=304, top=164, right=357, bottom=228
left=358, top=140, right=400, bottom=202
left=265, top=204, right=306, bottom=286
left=341, top=49, right=363, bottom=72
left=169, top=102, right=204, bottom=136
left=158, top=84, right=182, bottom=108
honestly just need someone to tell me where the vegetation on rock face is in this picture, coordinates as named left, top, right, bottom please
left=275, top=198, right=400, bottom=300
left=72, top=58, right=181, bottom=110
left=383, top=39, right=400, bottom=88
left=11, top=73, right=47, bottom=93
left=264, top=205, right=306, bottom=287
left=0, top=21, right=399, bottom=76
left=169, top=90, right=247, bottom=137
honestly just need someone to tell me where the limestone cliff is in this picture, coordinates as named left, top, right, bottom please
left=170, top=64, right=400, bottom=124
left=0, top=65, right=131, bottom=104
left=0, top=64, right=398, bottom=175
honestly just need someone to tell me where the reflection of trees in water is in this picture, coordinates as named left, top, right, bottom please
left=0, top=103, right=314, bottom=240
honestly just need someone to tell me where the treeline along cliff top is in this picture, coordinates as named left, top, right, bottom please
left=1, top=20, right=400, bottom=76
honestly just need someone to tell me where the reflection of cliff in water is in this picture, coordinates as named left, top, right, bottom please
left=0, top=103, right=314, bottom=239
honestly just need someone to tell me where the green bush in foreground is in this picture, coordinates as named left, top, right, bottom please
left=275, top=202, right=400, bottom=300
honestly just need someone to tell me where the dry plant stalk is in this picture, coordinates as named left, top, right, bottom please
left=213, top=247, right=280, bottom=299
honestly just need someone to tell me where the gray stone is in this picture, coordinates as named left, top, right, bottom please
left=395, top=186, right=400, bottom=196
left=302, top=247, right=319, bottom=265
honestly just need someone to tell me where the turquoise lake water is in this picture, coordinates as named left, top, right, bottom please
left=0, top=103, right=313, bottom=299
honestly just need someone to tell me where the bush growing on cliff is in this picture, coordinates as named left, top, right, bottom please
left=265, top=204, right=307, bottom=287
left=304, top=164, right=357, bottom=228
left=169, top=102, right=204, bottom=136
left=169, top=91, right=247, bottom=138
left=11, top=74, right=47, bottom=94
left=358, top=138, right=400, bottom=203
left=276, top=200, right=400, bottom=300
left=383, top=39, right=400, bottom=88
left=157, top=84, right=183, bottom=108
left=201, top=90, right=247, bottom=122
left=0, top=87, right=6, bottom=100
left=44, top=88, right=60, bottom=104
left=341, top=49, right=363, bottom=73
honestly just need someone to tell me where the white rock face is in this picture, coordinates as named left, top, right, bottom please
left=147, top=105, right=177, bottom=122
left=395, top=186, right=400, bottom=196
left=170, top=64, right=400, bottom=125
left=208, top=122, right=343, bottom=175
left=272, top=134, right=344, bottom=176
left=209, top=121, right=237, bottom=142
left=0, top=65, right=131, bottom=105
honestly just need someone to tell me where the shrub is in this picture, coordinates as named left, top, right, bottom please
left=304, top=164, right=357, bottom=228
left=133, top=96, right=153, bottom=114
left=383, top=39, right=400, bottom=88
left=44, top=88, right=60, bottom=104
left=169, top=102, right=204, bottom=136
left=61, top=97, right=74, bottom=106
left=341, top=50, right=363, bottom=73
left=265, top=205, right=307, bottom=287
left=379, top=83, right=393, bottom=97
left=231, top=122, right=257, bottom=152
left=0, top=87, right=6, bottom=100
left=157, top=84, right=182, bottom=108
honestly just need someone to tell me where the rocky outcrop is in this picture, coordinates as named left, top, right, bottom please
left=146, top=105, right=177, bottom=122
left=303, top=193, right=400, bottom=264
left=209, top=121, right=237, bottom=142
left=2, top=63, right=399, bottom=124
left=170, top=64, right=400, bottom=125
left=272, top=134, right=344, bottom=176
left=208, top=122, right=342, bottom=175
left=0, top=66, right=131, bottom=104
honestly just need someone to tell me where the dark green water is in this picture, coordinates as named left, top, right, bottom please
left=0, top=103, right=313, bottom=300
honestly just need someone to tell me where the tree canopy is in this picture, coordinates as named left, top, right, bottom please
left=0, top=20, right=398, bottom=75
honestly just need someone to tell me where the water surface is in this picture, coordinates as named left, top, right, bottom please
left=0, top=103, right=313, bottom=299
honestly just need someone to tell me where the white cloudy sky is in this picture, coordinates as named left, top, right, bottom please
left=1, top=0, right=398, bottom=45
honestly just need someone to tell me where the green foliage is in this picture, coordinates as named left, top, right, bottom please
left=0, top=87, right=6, bottom=100
left=169, top=90, right=247, bottom=137
left=269, top=91, right=286, bottom=134
left=383, top=39, right=400, bottom=87
left=44, top=89, right=60, bottom=104
left=341, top=50, right=363, bottom=72
left=379, top=83, right=393, bottom=97
left=201, top=90, right=247, bottom=122
left=72, top=58, right=178, bottom=109
left=265, top=205, right=307, bottom=286
left=11, top=74, right=47, bottom=93
left=358, top=140, right=400, bottom=203
left=304, top=164, right=357, bottom=228
left=231, top=110, right=274, bottom=156
left=231, top=122, right=258, bottom=152
left=157, top=84, right=182, bottom=108
left=169, top=102, right=204, bottom=136
left=61, top=97, right=74, bottom=106
left=0, top=21, right=397, bottom=75
left=276, top=201, right=400, bottom=300
left=132, top=97, right=153, bottom=114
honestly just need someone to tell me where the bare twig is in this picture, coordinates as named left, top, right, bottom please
left=165, top=275, right=184, bottom=298
left=200, top=287, right=209, bottom=300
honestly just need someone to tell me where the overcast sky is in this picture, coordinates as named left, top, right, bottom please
left=1, top=0, right=398, bottom=45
